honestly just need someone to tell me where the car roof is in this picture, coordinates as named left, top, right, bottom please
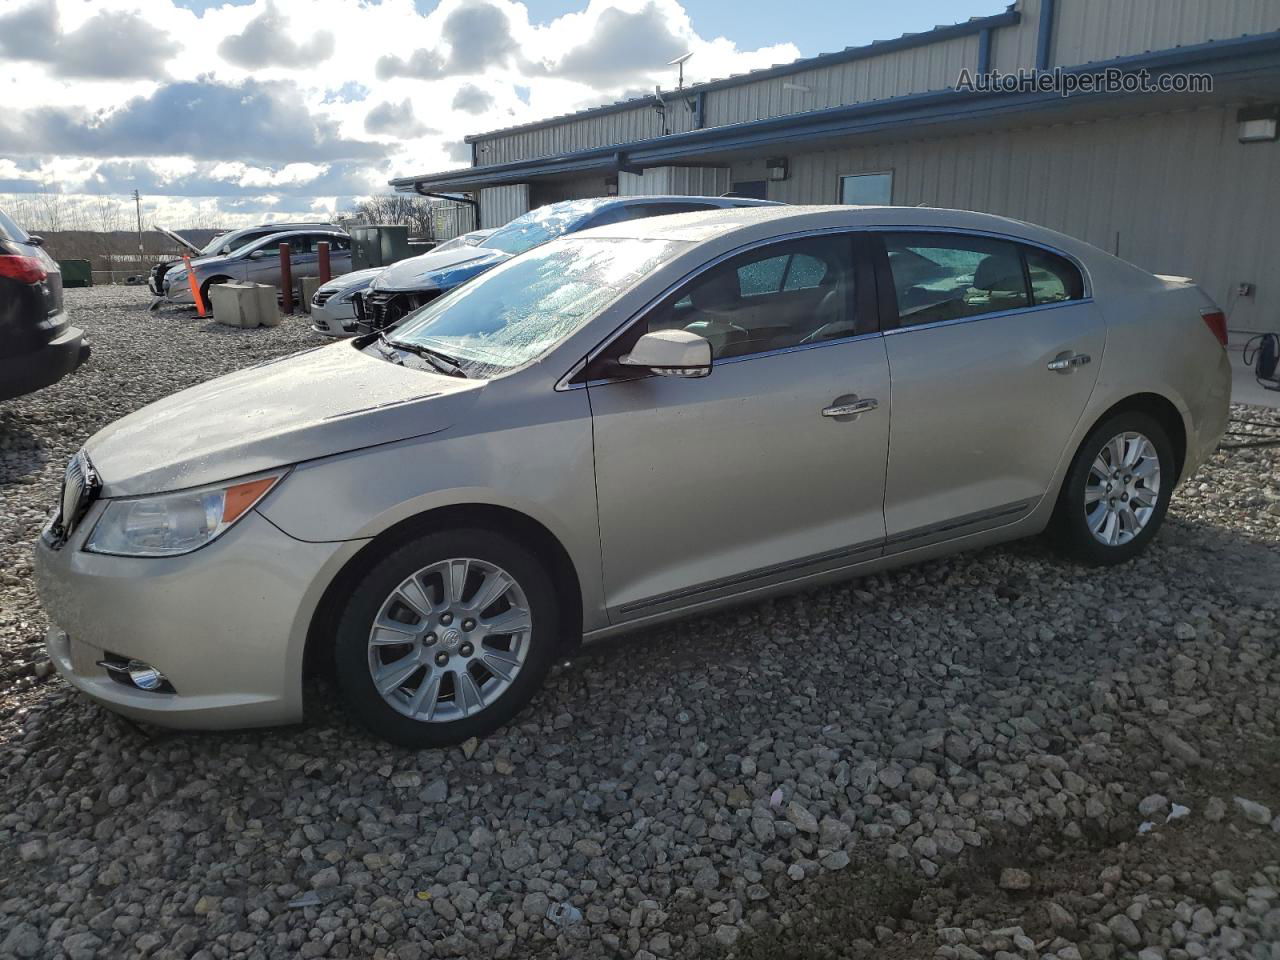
left=518, top=195, right=776, bottom=221
left=573, top=203, right=1097, bottom=258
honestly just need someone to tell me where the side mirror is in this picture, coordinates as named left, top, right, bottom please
left=620, top=330, right=712, bottom=378
left=249, top=250, right=266, bottom=259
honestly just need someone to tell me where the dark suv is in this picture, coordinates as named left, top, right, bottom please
left=0, top=209, right=89, bottom=401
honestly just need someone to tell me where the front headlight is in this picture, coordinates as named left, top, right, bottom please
left=84, top=473, right=284, bottom=558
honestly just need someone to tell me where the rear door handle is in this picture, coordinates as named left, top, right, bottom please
left=1047, top=352, right=1091, bottom=372
left=822, top=397, right=879, bottom=419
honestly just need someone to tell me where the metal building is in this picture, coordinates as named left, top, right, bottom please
left=392, top=0, right=1280, bottom=333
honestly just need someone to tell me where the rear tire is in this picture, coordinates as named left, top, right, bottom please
left=333, top=529, right=561, bottom=747
left=1049, top=410, right=1175, bottom=566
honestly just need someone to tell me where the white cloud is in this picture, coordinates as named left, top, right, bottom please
left=0, top=0, right=801, bottom=227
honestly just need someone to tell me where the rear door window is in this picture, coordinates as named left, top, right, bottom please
left=1026, top=247, right=1084, bottom=304
left=883, top=233, right=1030, bottom=326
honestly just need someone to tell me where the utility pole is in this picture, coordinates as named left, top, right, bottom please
left=132, top=190, right=144, bottom=271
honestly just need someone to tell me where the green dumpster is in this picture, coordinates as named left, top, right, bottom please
left=58, top=259, right=93, bottom=288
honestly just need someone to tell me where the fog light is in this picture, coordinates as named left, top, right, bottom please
left=127, top=662, right=167, bottom=691
left=97, top=655, right=173, bottom=693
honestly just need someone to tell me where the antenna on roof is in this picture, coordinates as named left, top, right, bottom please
left=668, top=51, right=693, bottom=90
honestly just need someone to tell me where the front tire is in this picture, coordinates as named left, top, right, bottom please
left=1050, top=411, right=1175, bottom=566
left=199, top=276, right=230, bottom=310
left=333, top=529, right=561, bottom=747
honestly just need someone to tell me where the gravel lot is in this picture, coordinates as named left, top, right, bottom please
left=1, top=286, right=1278, bottom=960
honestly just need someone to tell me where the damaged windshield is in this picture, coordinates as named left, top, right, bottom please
left=383, top=236, right=680, bottom=379
left=478, top=200, right=609, bottom=256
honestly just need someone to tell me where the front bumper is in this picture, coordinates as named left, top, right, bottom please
left=0, top=323, right=90, bottom=401
left=159, top=281, right=194, bottom=305
left=35, top=507, right=362, bottom=730
left=310, top=295, right=358, bottom=337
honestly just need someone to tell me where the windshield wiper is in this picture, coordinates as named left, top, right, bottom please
left=379, top=333, right=467, bottom=378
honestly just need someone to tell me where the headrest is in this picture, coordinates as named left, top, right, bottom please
left=973, top=253, right=1024, bottom=293
left=688, top=268, right=741, bottom=313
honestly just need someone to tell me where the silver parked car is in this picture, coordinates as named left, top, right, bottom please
left=35, top=206, right=1231, bottom=746
left=160, top=229, right=352, bottom=308
left=150, top=222, right=340, bottom=299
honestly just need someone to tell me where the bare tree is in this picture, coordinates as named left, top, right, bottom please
left=346, top=194, right=438, bottom=238
left=34, top=182, right=64, bottom=234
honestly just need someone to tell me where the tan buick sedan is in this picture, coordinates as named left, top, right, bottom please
left=35, top=206, right=1232, bottom=746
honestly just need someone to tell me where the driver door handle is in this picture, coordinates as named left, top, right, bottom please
left=822, top=397, right=879, bottom=419
left=1047, top=352, right=1091, bottom=372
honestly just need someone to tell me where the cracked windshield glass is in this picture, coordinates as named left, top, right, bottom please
left=383, top=236, right=680, bottom=378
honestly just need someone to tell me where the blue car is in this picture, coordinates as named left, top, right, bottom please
left=362, top=195, right=777, bottom=330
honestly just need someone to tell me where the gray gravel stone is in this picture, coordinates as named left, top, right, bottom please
left=1, top=289, right=1278, bottom=960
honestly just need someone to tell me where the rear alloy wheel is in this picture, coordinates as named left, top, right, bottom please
left=334, top=530, right=560, bottom=746
left=1050, top=411, right=1175, bottom=566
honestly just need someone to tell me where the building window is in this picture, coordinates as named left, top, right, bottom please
left=839, top=172, right=893, bottom=206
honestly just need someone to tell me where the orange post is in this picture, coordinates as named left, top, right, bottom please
left=183, top=255, right=206, bottom=317
left=317, top=241, right=331, bottom=284
left=279, top=242, right=293, bottom=314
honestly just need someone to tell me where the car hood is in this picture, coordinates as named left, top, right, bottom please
left=156, top=225, right=204, bottom=255
left=319, top=267, right=382, bottom=294
left=372, top=246, right=509, bottom=292
left=85, top=342, right=482, bottom=497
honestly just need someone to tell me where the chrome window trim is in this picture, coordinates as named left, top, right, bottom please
left=882, top=296, right=1095, bottom=336
left=554, top=222, right=1094, bottom=391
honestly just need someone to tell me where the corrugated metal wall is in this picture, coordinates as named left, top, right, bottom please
left=993, top=0, right=1044, bottom=72
left=772, top=104, right=1280, bottom=331
left=467, top=0, right=1280, bottom=167
left=619, top=166, right=730, bottom=196
left=529, top=176, right=610, bottom=207
left=702, top=35, right=979, bottom=128
left=478, top=184, right=529, bottom=229
left=1051, top=0, right=1280, bottom=66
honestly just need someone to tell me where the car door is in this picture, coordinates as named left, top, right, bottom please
left=242, top=237, right=286, bottom=285
left=875, top=230, right=1105, bottom=547
left=290, top=234, right=321, bottom=279
left=326, top=235, right=353, bottom=277
left=586, top=233, right=890, bottom=622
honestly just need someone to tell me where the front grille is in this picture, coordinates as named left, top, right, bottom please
left=367, top=290, right=442, bottom=330
left=44, top=450, right=100, bottom=549
left=367, top=291, right=404, bottom=330
left=313, top=289, right=336, bottom=307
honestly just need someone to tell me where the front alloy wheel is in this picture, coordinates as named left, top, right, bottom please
left=368, top=558, right=532, bottom=724
left=334, top=530, right=560, bottom=746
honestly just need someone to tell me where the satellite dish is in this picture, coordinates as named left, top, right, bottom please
left=668, top=51, right=694, bottom=90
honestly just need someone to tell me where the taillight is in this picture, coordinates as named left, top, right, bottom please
left=1199, top=308, right=1228, bottom=348
left=0, top=254, right=48, bottom=284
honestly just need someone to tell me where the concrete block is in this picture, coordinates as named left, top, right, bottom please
left=210, top=282, right=280, bottom=329
left=299, top=276, right=322, bottom=314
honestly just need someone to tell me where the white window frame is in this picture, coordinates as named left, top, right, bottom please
left=838, top=171, right=894, bottom=206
